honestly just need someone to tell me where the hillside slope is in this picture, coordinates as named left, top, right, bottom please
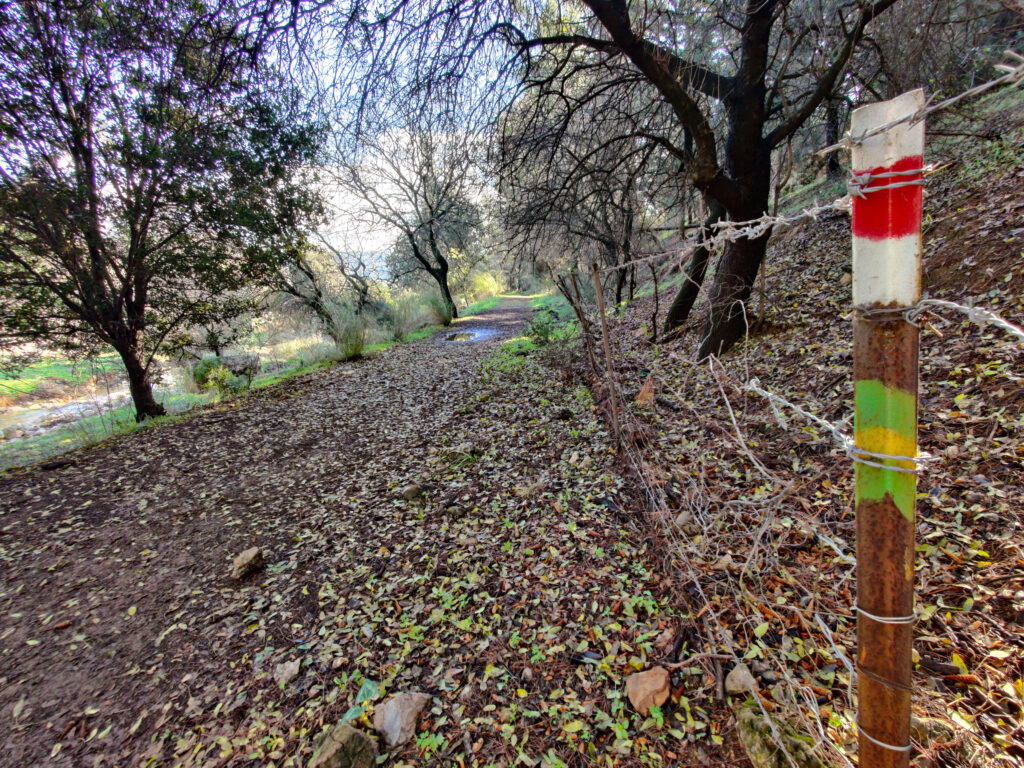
left=599, top=98, right=1024, bottom=767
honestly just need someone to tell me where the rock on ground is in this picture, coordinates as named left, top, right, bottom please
left=372, top=692, right=432, bottom=747
left=725, top=662, right=757, bottom=696
left=733, top=704, right=825, bottom=768
left=274, top=658, right=301, bottom=687
left=626, top=667, right=670, bottom=715
left=400, top=483, right=425, bottom=501
left=230, top=547, right=263, bottom=580
left=308, top=723, right=376, bottom=768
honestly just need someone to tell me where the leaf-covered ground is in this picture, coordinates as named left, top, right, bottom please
left=0, top=298, right=746, bottom=768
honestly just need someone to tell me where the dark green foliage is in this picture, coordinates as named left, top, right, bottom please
left=526, top=308, right=560, bottom=344
left=0, top=0, right=322, bottom=419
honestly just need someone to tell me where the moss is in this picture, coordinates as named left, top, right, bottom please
left=733, top=702, right=826, bottom=768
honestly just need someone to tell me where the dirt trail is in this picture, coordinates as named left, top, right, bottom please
left=0, top=297, right=736, bottom=768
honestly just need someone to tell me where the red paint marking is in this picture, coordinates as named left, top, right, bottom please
left=851, top=155, right=923, bottom=240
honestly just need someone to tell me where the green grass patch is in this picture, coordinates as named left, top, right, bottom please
left=400, top=325, right=441, bottom=342
left=0, top=353, right=121, bottom=397
left=530, top=291, right=575, bottom=320
left=502, top=335, right=537, bottom=355
left=481, top=335, right=536, bottom=377
left=250, top=358, right=336, bottom=391
left=462, top=296, right=501, bottom=316
left=633, top=269, right=685, bottom=299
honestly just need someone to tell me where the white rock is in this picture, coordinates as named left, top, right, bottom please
left=230, top=547, right=263, bottom=580
left=400, top=483, right=425, bottom=501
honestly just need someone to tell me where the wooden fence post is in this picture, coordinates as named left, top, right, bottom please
left=850, top=88, right=925, bottom=768
left=591, top=263, right=622, bottom=447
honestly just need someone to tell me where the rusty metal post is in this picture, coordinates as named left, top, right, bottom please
left=849, top=89, right=925, bottom=768
left=591, top=263, right=622, bottom=446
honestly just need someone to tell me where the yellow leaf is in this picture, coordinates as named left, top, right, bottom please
left=952, top=653, right=969, bottom=675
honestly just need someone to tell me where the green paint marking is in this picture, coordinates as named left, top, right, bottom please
left=855, top=379, right=917, bottom=521
left=854, top=379, right=916, bottom=439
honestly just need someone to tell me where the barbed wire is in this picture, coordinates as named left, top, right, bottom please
left=601, top=196, right=853, bottom=274
left=567, top=54, right=1024, bottom=759
left=819, top=50, right=1024, bottom=155
left=912, top=298, right=1024, bottom=343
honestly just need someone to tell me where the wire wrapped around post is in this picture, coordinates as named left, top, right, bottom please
left=849, top=88, right=925, bottom=768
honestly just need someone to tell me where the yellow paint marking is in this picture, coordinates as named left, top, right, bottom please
left=854, top=426, right=917, bottom=471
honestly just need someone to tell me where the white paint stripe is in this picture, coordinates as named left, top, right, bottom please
left=850, top=89, right=926, bottom=173
left=853, top=234, right=921, bottom=307
left=850, top=90, right=925, bottom=308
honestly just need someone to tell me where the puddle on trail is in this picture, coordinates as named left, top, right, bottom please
left=444, top=328, right=499, bottom=343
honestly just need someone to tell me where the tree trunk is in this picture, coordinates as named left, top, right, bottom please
left=694, top=134, right=773, bottom=358
left=661, top=200, right=726, bottom=334
left=116, top=344, right=165, bottom=421
left=825, top=99, right=844, bottom=180
left=696, top=230, right=771, bottom=358
left=437, top=272, right=458, bottom=322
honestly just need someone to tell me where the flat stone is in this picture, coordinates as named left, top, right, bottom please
left=626, top=667, right=670, bottom=715
left=274, top=658, right=301, bottom=686
left=308, top=723, right=376, bottom=768
left=230, top=547, right=263, bottom=580
left=734, top=703, right=825, bottom=768
left=911, top=715, right=957, bottom=745
left=372, top=691, right=431, bottom=747
left=725, top=662, right=757, bottom=696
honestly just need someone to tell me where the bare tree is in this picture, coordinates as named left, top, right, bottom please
left=326, top=108, right=485, bottom=321
left=304, top=0, right=908, bottom=356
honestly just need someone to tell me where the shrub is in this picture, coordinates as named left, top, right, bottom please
left=425, top=293, right=454, bottom=326
left=205, top=365, right=248, bottom=394
left=383, top=294, right=429, bottom=340
left=191, top=354, right=252, bottom=394
left=467, top=270, right=503, bottom=302
left=527, top=308, right=560, bottom=344
left=329, top=304, right=368, bottom=360
left=192, top=355, right=222, bottom=390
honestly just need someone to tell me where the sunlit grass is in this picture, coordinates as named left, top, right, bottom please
left=0, top=353, right=122, bottom=398
left=0, top=391, right=213, bottom=472
left=462, top=296, right=501, bottom=315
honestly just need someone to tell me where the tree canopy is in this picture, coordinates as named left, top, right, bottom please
left=0, top=0, right=321, bottom=418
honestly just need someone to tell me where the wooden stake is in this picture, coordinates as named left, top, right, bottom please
left=569, top=272, right=599, bottom=376
left=591, top=263, right=622, bottom=446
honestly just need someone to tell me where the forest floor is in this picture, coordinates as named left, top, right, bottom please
left=0, top=297, right=745, bottom=768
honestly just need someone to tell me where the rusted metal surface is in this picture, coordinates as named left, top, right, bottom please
left=850, top=89, right=924, bottom=768
left=853, top=312, right=918, bottom=768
